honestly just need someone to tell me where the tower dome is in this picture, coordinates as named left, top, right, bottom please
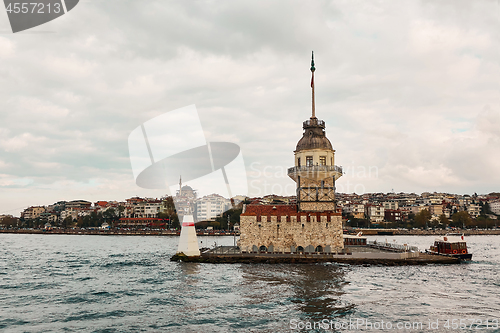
left=295, top=118, right=333, bottom=152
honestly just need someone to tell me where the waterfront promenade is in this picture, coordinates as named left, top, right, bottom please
left=0, top=229, right=239, bottom=236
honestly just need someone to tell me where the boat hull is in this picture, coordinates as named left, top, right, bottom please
left=428, top=251, right=472, bottom=261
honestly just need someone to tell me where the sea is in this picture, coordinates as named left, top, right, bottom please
left=0, top=234, right=499, bottom=333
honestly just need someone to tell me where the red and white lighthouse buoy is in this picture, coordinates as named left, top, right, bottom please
left=177, top=214, right=200, bottom=256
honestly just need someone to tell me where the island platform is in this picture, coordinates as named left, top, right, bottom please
left=171, top=244, right=464, bottom=265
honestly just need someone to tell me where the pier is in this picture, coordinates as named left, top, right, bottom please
left=171, top=245, right=463, bottom=265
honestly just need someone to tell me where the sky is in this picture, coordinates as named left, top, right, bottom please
left=0, top=0, right=499, bottom=216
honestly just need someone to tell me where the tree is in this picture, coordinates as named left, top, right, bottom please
left=438, top=214, right=449, bottom=228
left=414, top=209, right=431, bottom=229
left=215, top=207, right=242, bottom=230
left=481, top=202, right=491, bottom=216
left=450, top=211, right=471, bottom=228
left=117, top=205, right=125, bottom=218
left=476, top=216, right=495, bottom=229
left=103, top=208, right=117, bottom=227
left=0, top=216, right=18, bottom=228
left=160, top=196, right=179, bottom=229
left=63, top=216, right=73, bottom=229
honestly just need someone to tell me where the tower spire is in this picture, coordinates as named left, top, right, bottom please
left=310, top=51, right=316, bottom=119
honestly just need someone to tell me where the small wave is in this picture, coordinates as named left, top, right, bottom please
left=0, top=318, right=30, bottom=329
left=94, top=260, right=157, bottom=269
left=75, top=276, right=94, bottom=282
left=138, top=277, right=164, bottom=284
left=63, top=310, right=128, bottom=322
left=61, top=296, right=91, bottom=304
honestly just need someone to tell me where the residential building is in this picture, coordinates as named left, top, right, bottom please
left=365, top=204, right=384, bottom=223
left=196, top=194, right=231, bottom=221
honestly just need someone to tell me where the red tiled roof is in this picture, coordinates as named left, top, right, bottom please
left=241, top=204, right=340, bottom=217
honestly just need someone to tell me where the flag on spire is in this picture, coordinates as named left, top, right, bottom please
left=310, top=51, right=315, bottom=87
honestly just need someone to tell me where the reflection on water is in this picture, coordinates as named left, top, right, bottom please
left=240, top=263, right=354, bottom=323
left=179, top=262, right=201, bottom=276
left=289, top=264, right=355, bottom=320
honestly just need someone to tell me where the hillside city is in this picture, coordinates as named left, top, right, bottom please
left=1, top=187, right=499, bottom=231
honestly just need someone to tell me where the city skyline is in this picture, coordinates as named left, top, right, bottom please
left=0, top=1, right=499, bottom=215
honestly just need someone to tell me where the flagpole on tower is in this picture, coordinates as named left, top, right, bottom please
left=311, top=51, right=316, bottom=119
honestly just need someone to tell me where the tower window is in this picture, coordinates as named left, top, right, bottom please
left=297, top=157, right=301, bottom=167
left=320, top=156, right=326, bottom=166
left=306, top=156, right=313, bottom=166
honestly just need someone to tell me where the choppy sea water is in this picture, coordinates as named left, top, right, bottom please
left=0, top=234, right=499, bottom=333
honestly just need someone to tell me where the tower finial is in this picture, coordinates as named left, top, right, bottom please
left=311, top=51, right=315, bottom=72
left=311, top=51, right=316, bottom=119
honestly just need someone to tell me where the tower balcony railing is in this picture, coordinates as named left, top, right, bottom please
left=303, top=119, right=325, bottom=128
left=287, top=165, right=343, bottom=175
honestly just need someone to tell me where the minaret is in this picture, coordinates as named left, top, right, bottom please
left=179, top=175, right=182, bottom=196
left=287, top=52, right=342, bottom=212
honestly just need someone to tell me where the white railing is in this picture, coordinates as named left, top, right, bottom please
left=287, top=165, right=343, bottom=175
left=368, top=240, right=419, bottom=252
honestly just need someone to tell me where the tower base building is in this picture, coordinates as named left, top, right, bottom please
left=239, top=205, right=343, bottom=253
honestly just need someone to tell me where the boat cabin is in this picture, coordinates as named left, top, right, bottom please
left=430, top=234, right=468, bottom=255
left=344, top=233, right=367, bottom=246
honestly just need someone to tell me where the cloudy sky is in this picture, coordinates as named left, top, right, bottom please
left=0, top=0, right=499, bottom=216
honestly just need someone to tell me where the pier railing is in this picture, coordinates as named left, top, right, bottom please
left=303, top=119, right=325, bottom=128
left=368, top=240, right=419, bottom=252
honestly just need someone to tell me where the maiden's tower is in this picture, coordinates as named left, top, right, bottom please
left=239, top=53, right=344, bottom=254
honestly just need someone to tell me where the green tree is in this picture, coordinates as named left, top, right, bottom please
left=414, top=209, right=431, bottom=229
left=0, top=216, right=18, bottom=228
left=103, top=208, right=117, bottom=227
left=476, top=216, right=495, bottom=229
left=117, top=205, right=125, bottom=218
left=215, top=207, right=242, bottom=230
left=160, top=196, right=179, bottom=229
left=450, top=211, right=471, bottom=228
left=481, top=202, right=492, bottom=216
left=63, top=216, right=73, bottom=229
left=438, top=214, right=449, bottom=228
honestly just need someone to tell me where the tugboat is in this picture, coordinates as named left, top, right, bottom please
left=428, top=234, right=472, bottom=260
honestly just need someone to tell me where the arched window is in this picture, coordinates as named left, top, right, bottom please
left=259, top=245, right=267, bottom=252
left=315, top=245, right=323, bottom=253
left=297, top=246, right=304, bottom=253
